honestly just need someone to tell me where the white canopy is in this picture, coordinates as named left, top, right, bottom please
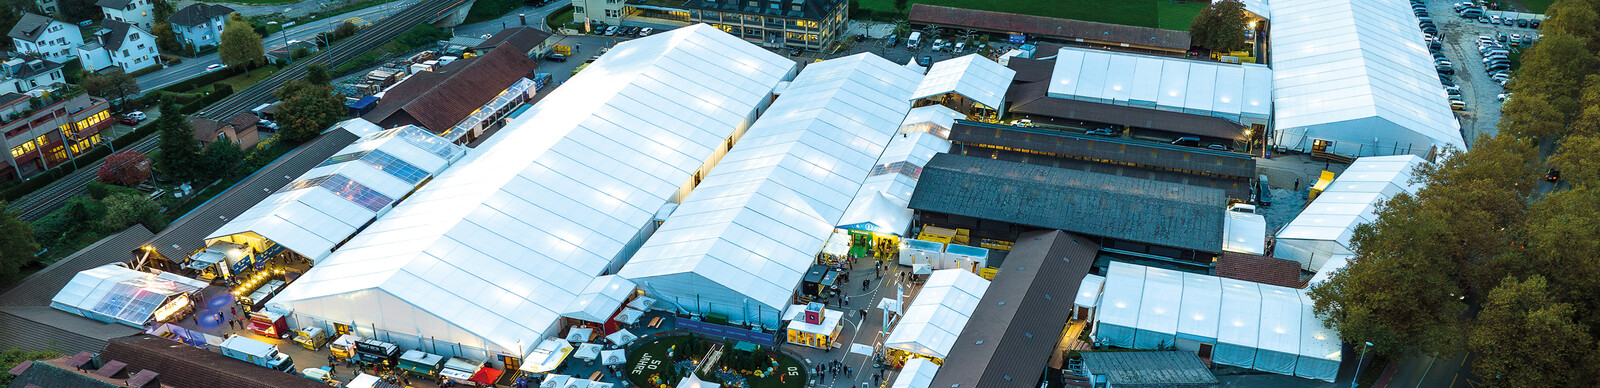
left=891, top=357, right=939, bottom=388
left=1092, top=262, right=1340, bottom=382
left=1307, top=254, right=1352, bottom=287
left=1076, top=274, right=1105, bottom=309
left=561, top=275, right=636, bottom=323
left=884, top=269, right=990, bottom=359
left=613, top=308, right=645, bottom=325
left=606, top=329, right=637, bottom=346
left=271, top=24, right=797, bottom=359
left=542, top=375, right=572, bottom=388
left=620, top=53, right=923, bottom=329
left=51, top=264, right=208, bottom=327
left=853, top=129, right=950, bottom=208
left=566, top=327, right=594, bottom=343
left=573, top=342, right=603, bottom=361
left=1276, top=155, right=1425, bottom=271
left=1223, top=207, right=1268, bottom=255
left=898, top=105, right=964, bottom=139
left=601, top=349, right=627, bottom=365
left=677, top=373, right=721, bottom=388
left=520, top=338, right=574, bottom=373
left=1271, top=0, right=1463, bottom=157
left=836, top=192, right=914, bottom=236
left=1049, top=47, right=1273, bottom=125
left=628, top=296, right=656, bottom=311
left=206, top=125, right=465, bottom=263
left=910, top=54, right=1015, bottom=110
left=348, top=373, right=383, bottom=388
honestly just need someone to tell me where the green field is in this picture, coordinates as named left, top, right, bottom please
left=1509, top=0, right=1552, bottom=12
left=858, top=0, right=1208, bottom=31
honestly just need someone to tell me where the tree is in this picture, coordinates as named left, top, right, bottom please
left=1542, top=0, right=1600, bottom=51
left=1506, top=187, right=1600, bottom=331
left=273, top=66, right=344, bottom=143
left=892, top=0, right=907, bottom=10
left=1569, top=75, right=1600, bottom=137
left=151, top=104, right=203, bottom=183
left=1507, top=33, right=1596, bottom=121
left=55, top=0, right=97, bottom=22
left=0, top=348, right=60, bottom=386
left=1189, top=0, right=1249, bottom=53
left=97, top=150, right=152, bottom=186
left=151, top=0, right=174, bottom=22
left=0, top=201, right=39, bottom=283
left=334, top=21, right=358, bottom=40
left=1497, top=92, right=1569, bottom=139
left=1550, top=135, right=1600, bottom=186
left=1469, top=276, right=1596, bottom=388
left=0, top=2, right=19, bottom=51
left=99, top=192, right=161, bottom=231
left=153, top=22, right=182, bottom=53
left=218, top=13, right=263, bottom=67
left=198, top=138, right=243, bottom=182
left=79, top=67, right=141, bottom=103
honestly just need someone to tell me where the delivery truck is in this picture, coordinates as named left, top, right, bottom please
left=221, top=336, right=295, bottom=373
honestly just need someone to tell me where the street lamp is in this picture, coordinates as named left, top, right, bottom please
left=1351, top=341, right=1374, bottom=388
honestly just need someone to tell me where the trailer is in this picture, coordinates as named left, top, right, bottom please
left=221, top=336, right=295, bottom=373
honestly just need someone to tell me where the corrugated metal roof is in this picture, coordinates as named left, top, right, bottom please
left=929, top=230, right=1098, bottom=387
left=1079, top=351, right=1218, bottom=386
left=909, top=153, right=1226, bottom=252
left=948, top=121, right=1255, bottom=179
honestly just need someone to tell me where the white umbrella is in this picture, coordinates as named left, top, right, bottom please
left=563, top=379, right=593, bottom=388
left=627, top=297, right=656, bottom=311
left=601, top=349, right=626, bottom=365
left=912, top=263, right=933, bottom=275
left=606, top=329, right=637, bottom=346
left=573, top=342, right=603, bottom=361
left=566, top=327, right=594, bottom=343
left=849, top=343, right=874, bottom=356
left=541, top=375, right=571, bottom=388
left=613, top=307, right=645, bottom=325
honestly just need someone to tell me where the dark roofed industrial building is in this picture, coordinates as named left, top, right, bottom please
left=360, top=44, right=539, bottom=144
left=930, top=230, right=1099, bottom=387
left=909, top=153, right=1225, bottom=265
left=1078, top=351, right=1220, bottom=388
left=909, top=4, right=1191, bottom=54
left=1215, top=252, right=1304, bottom=288
left=472, top=27, right=555, bottom=58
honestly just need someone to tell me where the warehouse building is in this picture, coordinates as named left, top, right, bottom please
left=1046, top=47, right=1273, bottom=129
left=269, top=25, right=798, bottom=360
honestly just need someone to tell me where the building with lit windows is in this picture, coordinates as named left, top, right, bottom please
left=1, top=90, right=111, bottom=181
left=683, top=0, right=846, bottom=51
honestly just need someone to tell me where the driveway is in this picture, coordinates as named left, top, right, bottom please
left=1428, top=0, right=1542, bottom=147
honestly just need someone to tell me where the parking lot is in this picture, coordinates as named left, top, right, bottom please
left=1423, top=0, right=1542, bottom=146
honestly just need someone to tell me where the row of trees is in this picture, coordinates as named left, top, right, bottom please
left=1307, top=0, right=1600, bottom=386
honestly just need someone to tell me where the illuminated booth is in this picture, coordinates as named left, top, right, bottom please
left=784, top=303, right=844, bottom=349
left=51, top=264, right=210, bottom=328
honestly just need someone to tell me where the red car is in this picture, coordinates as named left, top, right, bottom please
left=118, top=117, right=140, bottom=125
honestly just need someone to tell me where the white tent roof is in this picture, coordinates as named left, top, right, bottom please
left=51, top=264, right=208, bottom=327
left=560, top=275, right=636, bottom=323
left=1270, top=0, right=1462, bottom=156
left=1223, top=208, right=1268, bottom=255
left=619, top=53, right=922, bottom=326
left=891, top=357, right=939, bottom=388
left=853, top=130, right=949, bottom=204
left=1296, top=289, right=1341, bottom=381
left=910, top=54, right=1016, bottom=109
left=1275, top=155, right=1425, bottom=271
left=1176, top=273, right=1223, bottom=343
left=1254, top=284, right=1304, bottom=375
left=1096, top=261, right=1146, bottom=348
left=272, top=24, right=796, bottom=357
left=836, top=191, right=913, bottom=236
left=898, top=105, right=964, bottom=139
left=884, top=269, right=989, bottom=359
left=1076, top=274, right=1105, bottom=308
left=206, top=126, right=464, bottom=263
left=1215, top=278, right=1263, bottom=362
left=1241, top=0, right=1271, bottom=19
left=677, top=373, right=722, bottom=388
left=1307, top=254, right=1351, bottom=287
left=1133, top=266, right=1184, bottom=349
left=1048, top=47, right=1273, bottom=122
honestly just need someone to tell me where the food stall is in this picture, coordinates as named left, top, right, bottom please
left=248, top=311, right=291, bottom=339
left=518, top=338, right=574, bottom=374
left=397, top=350, right=446, bottom=379
left=783, top=303, right=844, bottom=349
left=293, top=327, right=327, bottom=350
left=440, top=357, right=484, bottom=386
left=353, top=339, right=400, bottom=368
left=183, top=242, right=254, bottom=283
left=330, top=334, right=361, bottom=360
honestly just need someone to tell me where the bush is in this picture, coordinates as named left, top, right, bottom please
left=546, top=5, right=574, bottom=30
left=87, top=181, right=141, bottom=200
left=395, top=24, right=450, bottom=50
left=161, top=55, right=182, bottom=65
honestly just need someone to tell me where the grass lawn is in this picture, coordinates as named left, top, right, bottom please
left=464, top=0, right=520, bottom=24
left=857, top=0, right=1205, bottom=31
left=1509, top=0, right=1552, bottom=12
left=217, top=67, right=280, bottom=92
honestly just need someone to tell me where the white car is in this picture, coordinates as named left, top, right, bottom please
left=125, top=110, right=147, bottom=120
left=1497, top=93, right=1511, bottom=101
left=205, top=64, right=226, bottom=72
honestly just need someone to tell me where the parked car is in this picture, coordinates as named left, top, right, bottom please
left=1171, top=137, right=1201, bottom=147
left=257, top=120, right=279, bottom=130
left=1497, top=93, right=1511, bottom=101
left=1530, top=19, right=1541, bottom=28
left=604, top=26, right=619, bottom=36
left=638, top=27, right=654, bottom=36
left=1437, top=65, right=1455, bottom=75
left=125, top=111, right=147, bottom=121
left=1479, top=16, right=1491, bottom=23
left=1207, top=144, right=1231, bottom=151
left=546, top=53, right=567, bottom=62
left=1517, top=18, right=1528, bottom=27
left=917, top=55, right=932, bottom=67
left=1450, top=100, right=1467, bottom=110
left=1502, top=17, right=1514, bottom=25
left=1086, top=127, right=1118, bottom=136
left=118, top=116, right=140, bottom=125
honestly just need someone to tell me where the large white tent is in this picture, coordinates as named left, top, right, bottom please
left=836, top=126, right=950, bottom=235
left=1048, top=47, right=1273, bottom=127
left=206, top=125, right=466, bottom=263
left=884, top=269, right=990, bottom=360
left=560, top=275, right=636, bottom=323
left=270, top=24, right=797, bottom=359
left=52, top=264, right=208, bottom=327
left=1270, top=0, right=1463, bottom=157
left=891, top=357, right=940, bottom=388
left=1090, top=262, right=1340, bottom=382
left=910, top=54, right=1016, bottom=110
left=1275, top=155, right=1425, bottom=271
left=898, top=105, right=964, bottom=139
left=620, top=53, right=922, bottom=329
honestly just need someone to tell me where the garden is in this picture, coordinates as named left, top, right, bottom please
left=625, top=335, right=806, bottom=388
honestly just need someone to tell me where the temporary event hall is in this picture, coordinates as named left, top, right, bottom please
left=1273, top=155, right=1424, bottom=271
left=1269, top=0, right=1463, bottom=157
left=269, top=24, right=799, bottom=360
left=883, top=268, right=990, bottom=365
left=203, top=125, right=467, bottom=266
left=833, top=114, right=953, bottom=237
left=1047, top=46, right=1273, bottom=128
left=51, top=264, right=209, bottom=328
left=896, top=105, right=964, bottom=140
left=619, top=52, right=923, bottom=329
left=891, top=358, right=940, bottom=388
left=1090, top=262, right=1341, bottom=382
left=909, top=54, right=1017, bottom=115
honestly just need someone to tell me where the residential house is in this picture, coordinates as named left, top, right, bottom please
left=189, top=112, right=260, bottom=148
left=360, top=44, right=538, bottom=144
left=38, top=0, right=59, bottom=15
left=98, top=0, right=156, bottom=31
left=0, top=55, right=66, bottom=94
left=1, top=90, right=113, bottom=181
left=77, top=20, right=160, bottom=73
left=683, top=0, right=848, bottom=50
left=7, top=13, right=84, bottom=63
left=572, top=0, right=630, bottom=25
left=471, top=27, right=555, bottom=58
left=167, top=3, right=233, bottom=49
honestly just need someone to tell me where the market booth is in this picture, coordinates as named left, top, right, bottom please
left=883, top=269, right=990, bottom=366
left=51, top=264, right=209, bottom=328
left=519, top=337, right=575, bottom=374
left=891, top=358, right=940, bottom=388
left=784, top=303, right=844, bottom=349
left=397, top=350, right=446, bottom=379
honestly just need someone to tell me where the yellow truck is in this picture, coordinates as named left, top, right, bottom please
left=555, top=45, right=572, bottom=55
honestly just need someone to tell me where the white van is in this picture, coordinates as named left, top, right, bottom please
left=907, top=31, right=922, bottom=49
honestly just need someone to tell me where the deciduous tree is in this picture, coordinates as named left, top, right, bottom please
left=273, top=64, right=344, bottom=143
left=80, top=67, right=141, bottom=103
left=1469, top=275, right=1596, bottom=388
left=198, top=138, right=243, bottom=182
left=1549, top=135, right=1600, bottom=186
left=0, top=2, right=19, bottom=51
left=151, top=0, right=174, bottom=22
left=99, top=192, right=161, bottom=231
left=218, top=13, right=262, bottom=67
left=1542, top=0, right=1600, bottom=50
left=1497, top=92, right=1568, bottom=139
left=1189, top=0, right=1249, bottom=53
left=97, top=150, right=152, bottom=186
left=152, top=22, right=182, bottom=53
left=1506, top=32, right=1596, bottom=124
left=0, top=201, right=39, bottom=283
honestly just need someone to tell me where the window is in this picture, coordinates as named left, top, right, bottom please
left=574, top=6, right=584, bottom=14
left=9, top=140, right=34, bottom=158
left=130, top=33, right=140, bottom=40
left=137, top=44, right=145, bottom=50
left=605, top=9, right=619, bottom=18
left=121, top=49, right=129, bottom=56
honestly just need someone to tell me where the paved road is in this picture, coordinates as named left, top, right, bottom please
left=3, top=109, right=165, bottom=221
left=136, top=0, right=423, bottom=91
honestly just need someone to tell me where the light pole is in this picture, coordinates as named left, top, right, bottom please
left=1351, top=341, right=1374, bottom=388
